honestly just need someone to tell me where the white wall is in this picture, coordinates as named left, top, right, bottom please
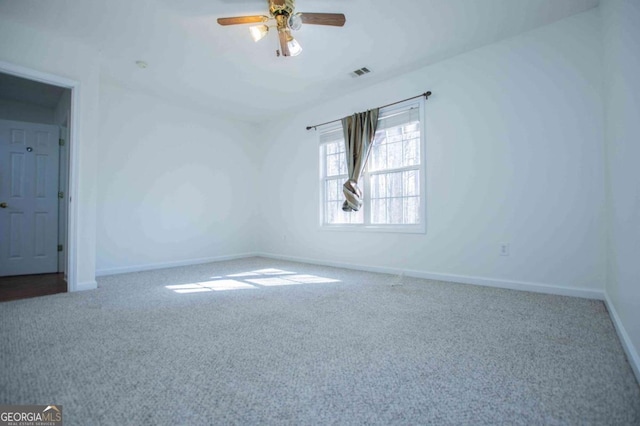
left=0, top=17, right=101, bottom=290
left=0, top=98, right=55, bottom=124
left=257, top=10, right=606, bottom=297
left=95, top=80, right=259, bottom=275
left=602, top=0, right=640, bottom=378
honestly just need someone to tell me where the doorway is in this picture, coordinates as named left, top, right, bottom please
left=0, top=72, right=72, bottom=301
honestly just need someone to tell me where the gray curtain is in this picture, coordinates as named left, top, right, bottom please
left=341, top=108, right=380, bottom=211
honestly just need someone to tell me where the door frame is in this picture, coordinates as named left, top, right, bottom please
left=0, top=60, right=80, bottom=292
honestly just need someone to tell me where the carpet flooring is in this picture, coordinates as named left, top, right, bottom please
left=1, top=257, right=639, bottom=425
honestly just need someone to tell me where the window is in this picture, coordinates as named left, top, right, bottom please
left=319, top=99, right=425, bottom=232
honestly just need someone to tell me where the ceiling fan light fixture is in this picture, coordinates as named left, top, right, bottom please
left=288, top=13, right=303, bottom=31
left=249, top=24, right=269, bottom=42
left=218, top=0, right=345, bottom=58
left=287, top=35, right=303, bottom=56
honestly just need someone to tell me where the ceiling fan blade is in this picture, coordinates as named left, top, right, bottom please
left=278, top=30, right=291, bottom=57
left=299, top=13, right=346, bottom=27
left=217, top=15, right=269, bottom=26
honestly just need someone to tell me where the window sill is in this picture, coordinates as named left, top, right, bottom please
left=319, top=224, right=426, bottom=234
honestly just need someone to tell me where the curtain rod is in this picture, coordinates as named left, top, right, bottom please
left=306, top=91, right=432, bottom=131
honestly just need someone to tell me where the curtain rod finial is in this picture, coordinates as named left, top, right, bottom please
left=424, top=91, right=432, bottom=99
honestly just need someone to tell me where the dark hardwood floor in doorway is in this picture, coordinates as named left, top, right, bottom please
left=0, top=274, right=66, bottom=302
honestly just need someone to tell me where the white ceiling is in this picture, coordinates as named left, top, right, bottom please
left=0, top=0, right=598, bottom=122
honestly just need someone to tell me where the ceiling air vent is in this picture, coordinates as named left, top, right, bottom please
left=351, top=67, right=371, bottom=78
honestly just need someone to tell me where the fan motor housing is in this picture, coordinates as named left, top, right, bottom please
left=270, top=0, right=295, bottom=17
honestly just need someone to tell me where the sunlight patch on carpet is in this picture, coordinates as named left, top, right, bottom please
left=166, top=268, right=341, bottom=293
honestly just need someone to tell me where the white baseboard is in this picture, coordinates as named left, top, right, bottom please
left=256, top=252, right=605, bottom=300
left=75, top=280, right=98, bottom=292
left=95, top=253, right=258, bottom=277
left=604, top=294, right=640, bottom=384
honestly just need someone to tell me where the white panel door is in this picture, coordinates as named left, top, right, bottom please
left=0, top=120, right=59, bottom=276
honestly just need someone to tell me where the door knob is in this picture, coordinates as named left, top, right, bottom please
left=0, top=202, right=7, bottom=208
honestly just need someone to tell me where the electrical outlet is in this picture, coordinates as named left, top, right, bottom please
left=500, top=243, right=509, bottom=256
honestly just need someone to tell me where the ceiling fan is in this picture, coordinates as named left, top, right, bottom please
left=217, top=0, right=346, bottom=57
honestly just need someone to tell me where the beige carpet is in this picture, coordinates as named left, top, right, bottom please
left=1, top=257, right=639, bottom=424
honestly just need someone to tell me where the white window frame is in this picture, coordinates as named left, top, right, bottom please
left=318, top=97, right=426, bottom=234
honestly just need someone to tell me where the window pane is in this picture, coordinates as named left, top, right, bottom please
left=387, top=142, right=402, bottom=169
left=404, top=197, right=420, bottom=224
left=404, top=121, right=419, bottom=133
left=325, top=177, right=346, bottom=201
left=370, top=174, right=387, bottom=199
left=347, top=205, right=364, bottom=224
left=323, top=141, right=347, bottom=178
left=333, top=201, right=344, bottom=222
left=369, top=169, right=420, bottom=225
left=325, top=199, right=364, bottom=225
left=370, top=142, right=387, bottom=172
left=325, top=180, right=333, bottom=201
left=369, top=144, right=381, bottom=171
left=326, top=154, right=340, bottom=176
left=403, top=170, right=419, bottom=197
left=370, top=119, right=421, bottom=172
left=386, top=126, right=403, bottom=139
left=348, top=208, right=364, bottom=224
left=326, top=201, right=336, bottom=223
left=370, top=174, right=378, bottom=199
left=371, top=199, right=386, bottom=224
left=387, top=172, right=402, bottom=197
left=338, top=153, right=348, bottom=175
left=389, top=198, right=403, bottom=224
left=403, top=137, right=420, bottom=167
left=330, top=141, right=344, bottom=155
